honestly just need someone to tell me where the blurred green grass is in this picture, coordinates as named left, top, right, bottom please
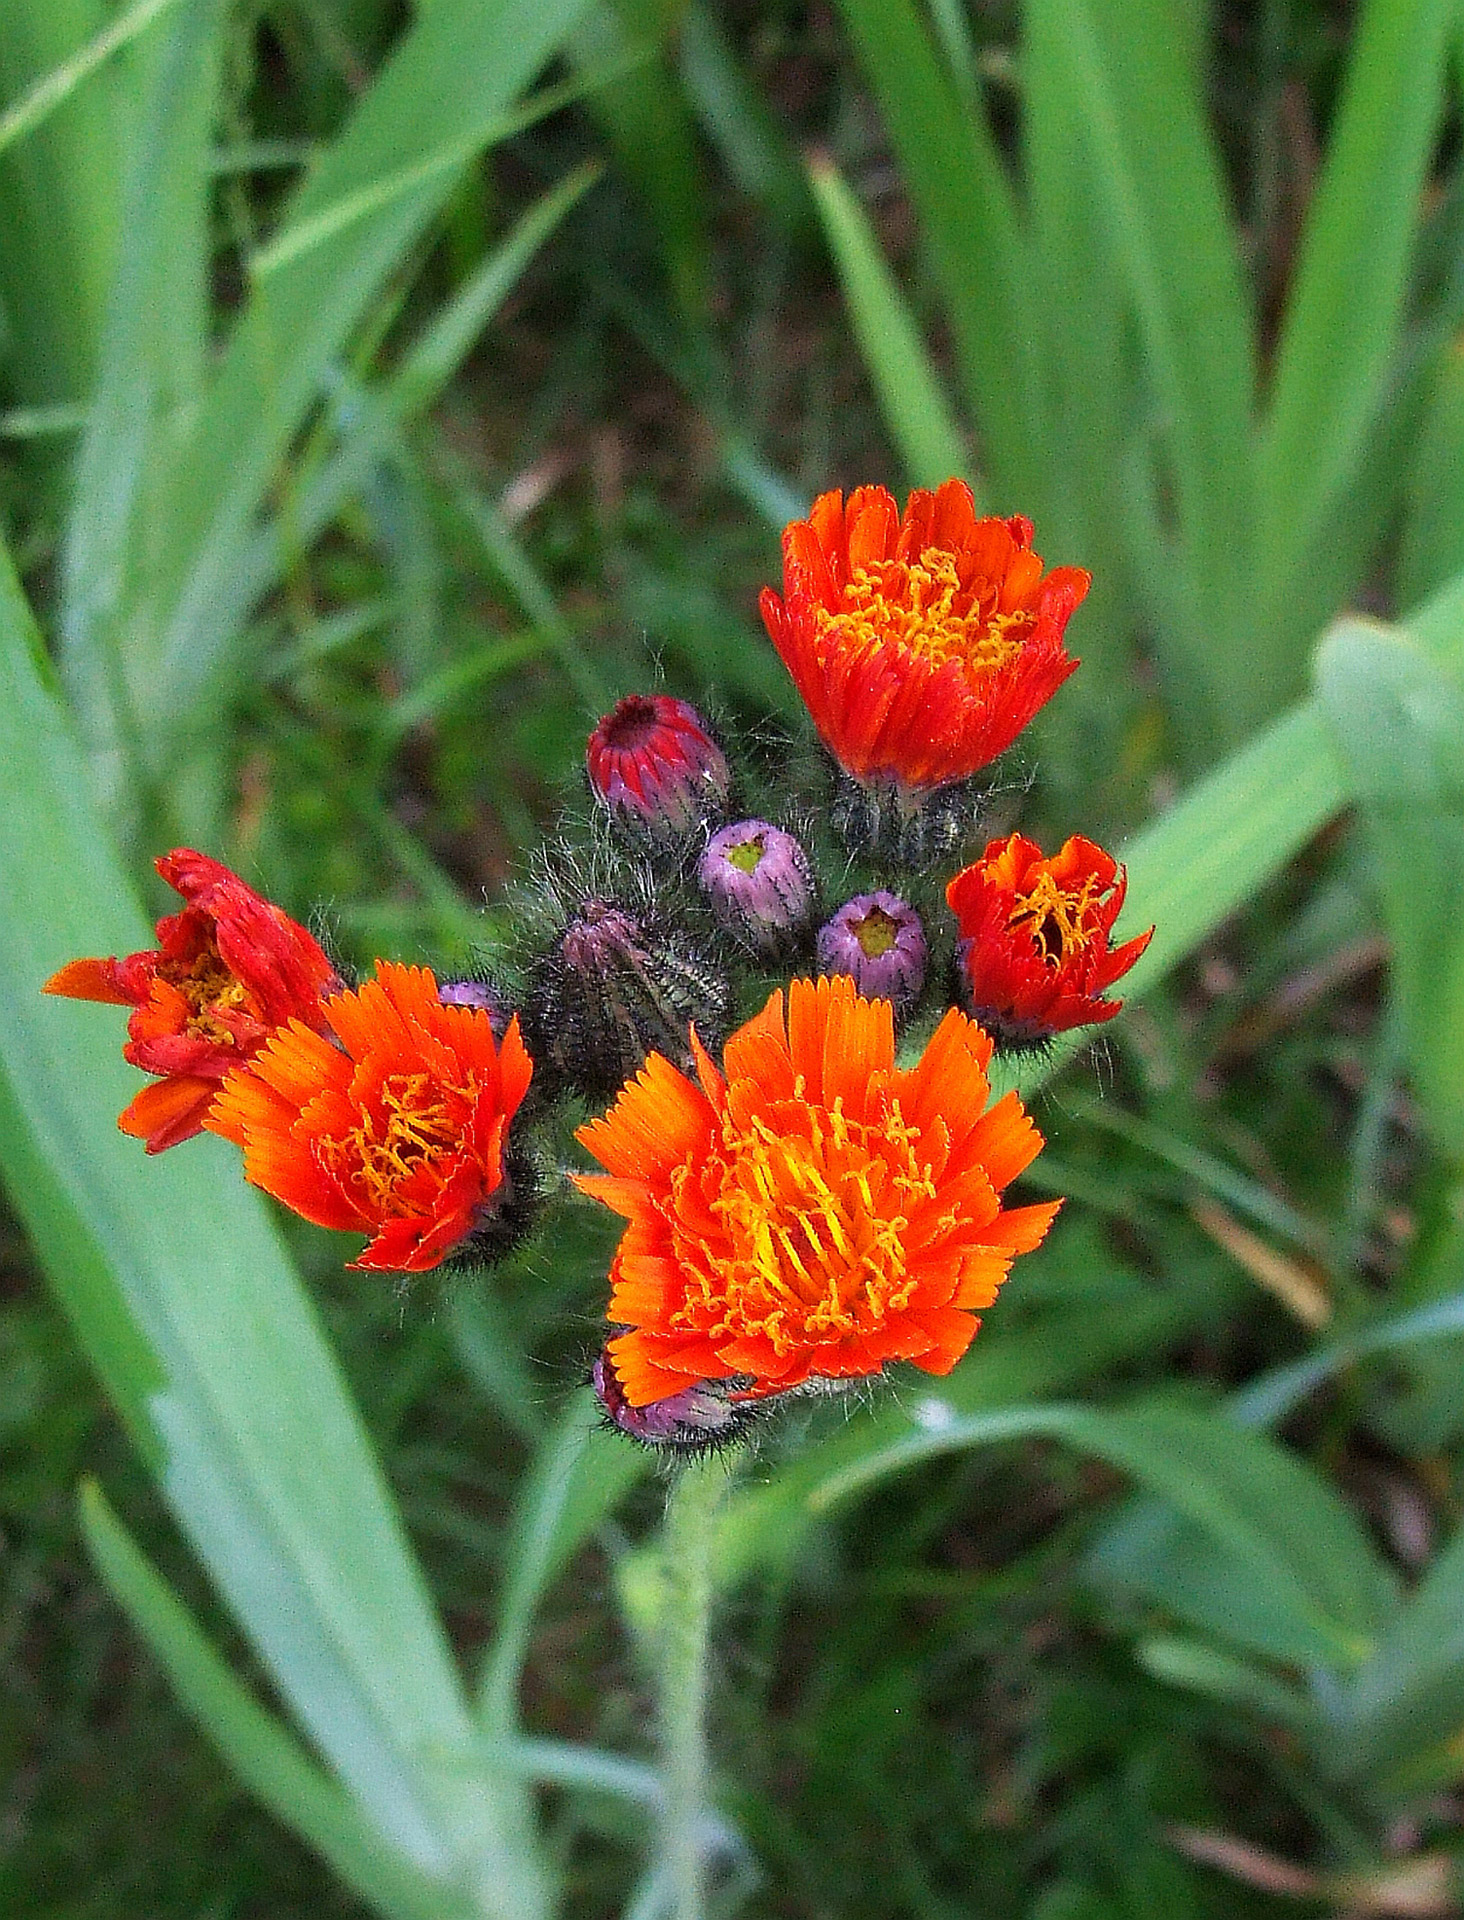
left=4, top=2, right=1464, bottom=1916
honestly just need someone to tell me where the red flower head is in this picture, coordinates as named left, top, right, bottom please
left=44, top=848, right=341, bottom=1152
left=759, top=479, right=1087, bottom=791
left=586, top=693, right=730, bottom=842
left=574, top=974, right=1059, bottom=1408
left=205, top=961, right=533, bottom=1273
left=946, top=833, right=1154, bottom=1049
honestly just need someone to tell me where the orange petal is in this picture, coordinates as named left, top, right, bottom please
left=45, top=956, right=133, bottom=1005
left=118, top=1075, right=217, bottom=1152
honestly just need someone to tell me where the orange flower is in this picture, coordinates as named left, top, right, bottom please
left=44, top=848, right=341, bottom=1152
left=946, top=833, right=1153, bottom=1049
left=574, top=974, right=1059, bottom=1407
left=206, top=961, right=533, bottom=1273
left=759, top=479, right=1087, bottom=791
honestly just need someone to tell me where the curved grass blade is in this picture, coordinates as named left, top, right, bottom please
left=810, top=1399, right=1393, bottom=1669
left=80, top=1481, right=474, bottom=1920
left=807, top=155, right=970, bottom=494
left=0, top=543, right=547, bottom=1913
left=1258, top=0, right=1455, bottom=626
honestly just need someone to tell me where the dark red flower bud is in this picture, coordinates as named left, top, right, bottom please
left=586, top=694, right=730, bottom=843
left=696, top=819, right=815, bottom=956
left=816, top=891, right=928, bottom=1015
left=522, top=897, right=730, bottom=1097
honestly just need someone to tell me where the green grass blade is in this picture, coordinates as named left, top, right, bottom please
left=1258, top=0, right=1455, bottom=618
left=0, top=0, right=180, bottom=159
left=1399, top=339, right=1464, bottom=610
left=571, top=0, right=711, bottom=325
left=1232, top=1290, right=1464, bottom=1429
left=1315, top=619, right=1464, bottom=1156
left=0, top=542, right=545, bottom=1908
left=1029, top=0, right=1258, bottom=746
left=811, top=1400, right=1393, bottom=1669
left=57, top=0, right=224, bottom=825
left=833, top=0, right=1043, bottom=507
left=806, top=155, right=970, bottom=493
left=79, top=1482, right=474, bottom=1920
left=145, top=0, right=593, bottom=753
left=1335, top=1523, right=1464, bottom=1786
left=239, top=163, right=598, bottom=633
left=477, top=1390, right=646, bottom=1730
left=678, top=0, right=807, bottom=228
left=0, top=1, right=129, bottom=406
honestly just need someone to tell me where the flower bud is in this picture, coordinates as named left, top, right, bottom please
left=438, top=977, right=512, bottom=1034
left=522, top=898, right=730, bottom=1097
left=586, top=694, right=730, bottom=845
left=592, top=1347, right=752, bottom=1452
left=831, top=770, right=990, bottom=871
left=816, top=891, right=927, bottom=1015
left=696, top=819, right=815, bottom=957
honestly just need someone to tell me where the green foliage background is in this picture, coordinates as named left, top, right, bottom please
left=3, top=1, right=1464, bottom=1915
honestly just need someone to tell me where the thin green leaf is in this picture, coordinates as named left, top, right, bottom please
left=833, top=0, right=1042, bottom=506
left=1030, top=0, right=1258, bottom=748
left=1259, top=0, right=1455, bottom=616
left=145, top=0, right=593, bottom=751
left=806, top=155, right=970, bottom=494
left=57, top=0, right=223, bottom=827
left=0, top=1, right=130, bottom=406
left=1231, top=1290, right=1464, bottom=1430
left=1399, top=339, right=1464, bottom=611
left=477, top=1391, right=647, bottom=1730
left=811, top=1399, right=1393, bottom=1668
left=79, top=1482, right=472, bottom=1920
left=0, top=542, right=546, bottom=1909
left=0, top=0, right=181, bottom=159
left=1315, top=619, right=1464, bottom=1153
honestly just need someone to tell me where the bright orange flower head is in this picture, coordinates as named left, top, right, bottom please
left=574, top=974, right=1059, bottom=1407
left=205, top=961, right=533, bottom=1273
left=947, top=833, right=1154, bottom=1049
left=44, top=848, right=342, bottom=1152
left=759, top=479, right=1087, bottom=792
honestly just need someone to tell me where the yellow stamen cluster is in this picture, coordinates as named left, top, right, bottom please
left=816, top=553, right=1032, bottom=675
left=669, top=1092, right=937, bottom=1360
left=166, top=949, right=253, bottom=1043
left=330, top=1070, right=466, bottom=1214
left=1008, top=871, right=1102, bottom=966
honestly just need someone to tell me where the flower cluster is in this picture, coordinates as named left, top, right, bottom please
left=47, top=480, right=1150, bottom=1445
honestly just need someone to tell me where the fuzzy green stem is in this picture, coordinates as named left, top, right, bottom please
left=658, top=1457, right=726, bottom=1920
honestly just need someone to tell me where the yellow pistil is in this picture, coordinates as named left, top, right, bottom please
left=816, top=551, right=1032, bottom=674
left=1008, top=871, right=1102, bottom=966
left=672, top=1096, right=934, bottom=1358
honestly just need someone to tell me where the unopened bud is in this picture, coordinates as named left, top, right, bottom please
left=816, top=891, right=928, bottom=1015
left=586, top=694, right=730, bottom=844
left=438, top=977, right=512, bottom=1035
left=523, top=898, right=729, bottom=1097
left=696, top=819, right=815, bottom=957
left=592, top=1348, right=751, bottom=1452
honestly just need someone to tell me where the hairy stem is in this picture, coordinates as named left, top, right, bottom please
left=658, top=1456, right=727, bottom=1920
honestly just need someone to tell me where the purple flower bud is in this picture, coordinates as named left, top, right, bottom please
left=438, top=977, right=512, bottom=1035
left=816, top=891, right=928, bottom=1014
left=586, top=694, right=730, bottom=844
left=592, top=1348, right=751, bottom=1452
left=523, top=898, right=729, bottom=1097
left=697, top=819, right=815, bottom=956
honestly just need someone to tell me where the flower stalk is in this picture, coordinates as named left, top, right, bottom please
left=657, top=1457, right=728, bottom=1920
